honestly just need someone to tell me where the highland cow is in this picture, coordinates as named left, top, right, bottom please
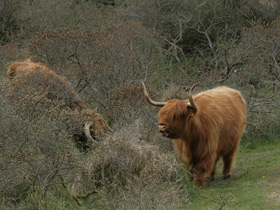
left=7, top=58, right=106, bottom=148
left=142, top=81, right=247, bottom=188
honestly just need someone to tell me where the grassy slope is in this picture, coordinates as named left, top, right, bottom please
left=8, top=140, right=280, bottom=210
left=183, top=140, right=280, bottom=210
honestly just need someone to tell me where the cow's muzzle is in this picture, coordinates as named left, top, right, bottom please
left=158, top=123, right=166, bottom=132
left=158, top=123, right=170, bottom=137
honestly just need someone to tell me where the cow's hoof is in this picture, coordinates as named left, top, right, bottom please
left=223, top=174, right=231, bottom=180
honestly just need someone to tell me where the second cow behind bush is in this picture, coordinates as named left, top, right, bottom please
left=7, top=58, right=107, bottom=149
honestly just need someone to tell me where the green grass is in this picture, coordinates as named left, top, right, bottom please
left=183, top=140, right=280, bottom=210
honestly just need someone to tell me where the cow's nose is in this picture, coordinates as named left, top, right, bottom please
left=158, top=124, right=166, bottom=132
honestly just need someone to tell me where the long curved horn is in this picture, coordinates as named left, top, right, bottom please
left=84, top=122, right=98, bottom=143
left=187, top=82, right=200, bottom=110
left=141, top=81, right=166, bottom=107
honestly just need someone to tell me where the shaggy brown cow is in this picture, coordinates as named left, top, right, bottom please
left=142, top=81, right=247, bottom=188
left=7, top=58, right=106, bottom=147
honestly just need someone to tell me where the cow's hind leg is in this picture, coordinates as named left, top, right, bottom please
left=222, top=149, right=238, bottom=179
left=209, top=156, right=219, bottom=181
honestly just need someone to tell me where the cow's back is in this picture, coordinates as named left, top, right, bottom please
left=7, top=59, right=83, bottom=108
left=194, top=86, right=247, bottom=155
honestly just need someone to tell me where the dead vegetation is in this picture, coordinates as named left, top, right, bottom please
left=0, top=0, right=280, bottom=208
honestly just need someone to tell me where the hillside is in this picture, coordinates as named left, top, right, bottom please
left=185, top=140, right=280, bottom=210
left=1, top=139, right=279, bottom=209
left=0, top=0, right=280, bottom=209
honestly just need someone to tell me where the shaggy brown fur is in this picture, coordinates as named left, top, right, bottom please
left=157, top=86, right=247, bottom=188
left=7, top=58, right=106, bottom=147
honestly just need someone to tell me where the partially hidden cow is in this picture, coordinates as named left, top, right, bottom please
left=7, top=58, right=106, bottom=148
left=142, top=81, right=247, bottom=188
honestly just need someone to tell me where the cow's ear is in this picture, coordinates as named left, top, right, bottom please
left=186, top=102, right=197, bottom=116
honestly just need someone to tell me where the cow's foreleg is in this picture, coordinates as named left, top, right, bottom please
left=192, top=165, right=206, bottom=189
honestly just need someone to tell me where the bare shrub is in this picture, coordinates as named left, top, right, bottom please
left=29, top=21, right=163, bottom=118
left=0, top=82, right=33, bottom=201
left=106, top=83, right=157, bottom=133
left=245, top=0, right=280, bottom=22
left=0, top=81, right=83, bottom=202
left=0, top=0, right=19, bottom=43
left=2, top=0, right=280, bottom=207
left=121, top=0, right=280, bottom=69
left=17, top=0, right=121, bottom=36
left=1, top=68, right=186, bottom=207
left=219, top=19, right=280, bottom=139
left=71, top=121, right=187, bottom=208
left=97, top=178, right=187, bottom=209
left=121, top=0, right=246, bottom=61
